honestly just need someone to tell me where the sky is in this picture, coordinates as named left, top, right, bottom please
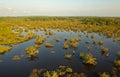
left=0, top=0, right=120, bottom=17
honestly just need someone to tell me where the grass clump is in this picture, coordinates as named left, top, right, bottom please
left=0, top=45, right=12, bottom=54
left=25, top=46, right=39, bottom=56
left=64, top=54, right=72, bottom=60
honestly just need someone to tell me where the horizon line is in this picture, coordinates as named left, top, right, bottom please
left=0, top=15, right=120, bottom=18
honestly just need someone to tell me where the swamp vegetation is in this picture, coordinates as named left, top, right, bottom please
left=0, top=17, right=120, bottom=77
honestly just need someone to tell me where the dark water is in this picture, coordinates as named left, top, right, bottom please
left=0, top=30, right=120, bottom=77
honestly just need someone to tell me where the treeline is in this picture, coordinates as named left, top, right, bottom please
left=0, top=17, right=120, bottom=26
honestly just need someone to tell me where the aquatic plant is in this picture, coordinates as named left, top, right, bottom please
left=44, top=71, right=58, bottom=77
left=64, top=54, right=72, bottom=60
left=12, top=55, right=21, bottom=60
left=51, top=51, right=56, bottom=54
left=106, top=31, right=112, bottom=38
left=34, top=44, right=41, bottom=48
left=55, top=37, right=60, bottom=42
left=63, top=42, right=69, bottom=49
left=45, top=30, right=54, bottom=35
left=80, top=52, right=85, bottom=59
left=34, top=35, right=45, bottom=44
left=66, top=67, right=73, bottom=73
left=45, top=31, right=49, bottom=35
left=98, top=40, right=104, bottom=45
left=29, top=69, right=39, bottom=77
left=83, top=53, right=97, bottom=65
left=49, top=30, right=54, bottom=35
left=99, top=72, right=110, bottom=77
left=66, top=73, right=87, bottom=77
left=70, top=42, right=78, bottom=48
left=74, top=38, right=80, bottom=42
left=29, top=66, right=87, bottom=77
left=68, top=38, right=79, bottom=48
left=58, top=65, right=66, bottom=70
left=24, top=32, right=36, bottom=41
left=114, top=60, right=120, bottom=67
left=45, top=42, right=54, bottom=47
left=25, top=46, right=38, bottom=56
left=58, top=71, right=66, bottom=76
left=68, top=38, right=74, bottom=43
left=0, top=17, right=120, bottom=47
left=0, top=45, right=12, bottom=54
left=101, top=47, right=108, bottom=53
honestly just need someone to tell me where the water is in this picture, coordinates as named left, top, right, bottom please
left=0, top=30, right=120, bottom=77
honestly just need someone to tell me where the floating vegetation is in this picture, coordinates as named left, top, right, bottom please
left=68, top=38, right=79, bottom=48
left=25, top=46, right=39, bottom=57
left=45, top=30, right=54, bottom=35
left=63, top=42, right=69, bottom=49
left=101, top=47, right=109, bottom=53
left=29, top=66, right=87, bottom=77
left=114, top=60, right=120, bottom=68
left=99, top=72, right=110, bottom=77
left=34, top=44, right=41, bottom=48
left=66, top=67, right=73, bottom=73
left=49, top=30, right=54, bottom=35
left=34, top=36, right=45, bottom=44
left=29, top=69, right=39, bottom=77
left=55, top=37, right=60, bottom=42
left=51, top=51, right=56, bottom=54
left=45, top=42, right=54, bottom=47
left=44, top=71, right=58, bottom=77
left=70, top=42, right=78, bottom=48
left=80, top=52, right=85, bottom=59
left=12, top=55, right=21, bottom=61
left=58, top=65, right=66, bottom=70
left=98, top=40, right=104, bottom=45
left=0, top=45, right=12, bottom=54
left=24, top=32, right=36, bottom=41
left=65, top=54, right=72, bottom=60
left=66, top=73, right=87, bottom=77
left=83, top=53, right=97, bottom=65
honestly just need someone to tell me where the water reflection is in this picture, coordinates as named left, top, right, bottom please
left=27, top=55, right=39, bottom=61
left=83, top=63, right=96, bottom=70
left=0, top=30, right=120, bottom=77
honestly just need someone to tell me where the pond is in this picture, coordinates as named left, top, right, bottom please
left=0, top=29, right=120, bottom=77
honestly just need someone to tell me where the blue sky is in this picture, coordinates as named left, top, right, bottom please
left=0, top=0, right=120, bottom=16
